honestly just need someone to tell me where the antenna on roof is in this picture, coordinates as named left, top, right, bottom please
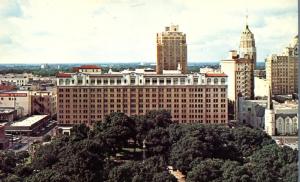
left=245, top=8, right=248, bottom=27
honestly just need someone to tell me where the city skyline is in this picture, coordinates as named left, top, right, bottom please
left=0, top=0, right=297, bottom=64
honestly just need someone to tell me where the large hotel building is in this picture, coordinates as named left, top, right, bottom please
left=57, top=25, right=229, bottom=127
left=57, top=67, right=228, bottom=126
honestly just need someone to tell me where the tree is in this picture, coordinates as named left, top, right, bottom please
left=70, top=123, right=90, bottom=141
left=249, top=144, right=298, bottom=182
left=145, top=128, right=171, bottom=158
left=280, top=163, right=298, bottom=182
left=221, top=160, right=253, bottom=182
left=230, top=127, right=274, bottom=156
left=145, top=110, right=172, bottom=128
left=14, top=165, right=33, bottom=178
left=132, top=115, right=152, bottom=147
left=108, top=161, right=138, bottom=182
left=0, top=111, right=297, bottom=182
left=94, top=112, right=136, bottom=154
left=167, top=124, right=188, bottom=144
left=0, top=152, right=17, bottom=174
left=3, top=174, right=21, bottom=182
left=186, top=158, right=224, bottom=182
left=169, top=135, right=204, bottom=174
left=42, top=134, right=52, bottom=142
left=25, top=169, right=71, bottom=182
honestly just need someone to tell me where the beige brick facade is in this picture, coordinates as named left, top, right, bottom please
left=265, top=36, right=298, bottom=95
left=57, top=71, right=228, bottom=126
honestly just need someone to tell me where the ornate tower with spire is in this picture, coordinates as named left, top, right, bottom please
left=239, top=14, right=257, bottom=69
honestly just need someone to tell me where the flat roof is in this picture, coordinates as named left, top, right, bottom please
left=0, top=108, right=15, bottom=114
left=11, top=115, right=48, bottom=127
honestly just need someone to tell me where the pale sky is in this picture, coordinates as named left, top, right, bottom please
left=0, top=0, right=297, bottom=64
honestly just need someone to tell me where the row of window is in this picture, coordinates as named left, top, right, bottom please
left=59, top=114, right=226, bottom=120
left=59, top=93, right=227, bottom=99
left=59, top=87, right=226, bottom=93
left=60, top=76, right=226, bottom=85
left=59, top=107, right=227, bottom=114
left=58, top=98, right=227, bottom=105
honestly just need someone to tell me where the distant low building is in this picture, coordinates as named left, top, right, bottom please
left=19, top=84, right=40, bottom=91
left=0, top=83, right=17, bottom=92
left=41, top=64, right=50, bottom=69
left=0, top=73, right=33, bottom=86
left=254, top=70, right=266, bottom=78
left=5, top=115, right=49, bottom=136
left=72, top=65, right=102, bottom=73
left=31, top=90, right=57, bottom=117
left=0, top=108, right=17, bottom=122
left=0, top=91, right=31, bottom=117
left=199, top=67, right=221, bottom=74
left=238, top=98, right=267, bottom=128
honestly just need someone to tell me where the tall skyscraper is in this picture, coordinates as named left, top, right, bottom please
left=265, top=35, right=298, bottom=95
left=220, top=17, right=256, bottom=120
left=239, top=16, right=256, bottom=69
left=156, top=24, right=187, bottom=74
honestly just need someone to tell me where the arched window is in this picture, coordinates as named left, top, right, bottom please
left=65, top=79, right=70, bottom=85
left=292, top=117, right=298, bottom=134
left=207, top=78, right=211, bottom=84
left=59, top=79, right=64, bottom=85
left=276, top=117, right=284, bottom=135
left=221, top=78, right=225, bottom=84
left=285, top=117, right=292, bottom=135
left=214, top=78, right=218, bottom=84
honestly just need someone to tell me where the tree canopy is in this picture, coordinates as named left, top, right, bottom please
left=0, top=110, right=297, bottom=182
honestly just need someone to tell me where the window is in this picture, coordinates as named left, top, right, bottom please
left=159, top=79, right=164, bottom=84
left=131, top=78, right=135, bottom=84
left=221, top=78, right=225, bottom=84
left=146, top=78, right=150, bottom=84
left=207, top=78, right=211, bottom=84
left=167, top=78, right=171, bottom=84
left=180, top=78, right=185, bottom=84
left=152, top=78, right=157, bottom=84
left=194, top=78, right=198, bottom=84
left=214, top=78, right=218, bottom=84
left=173, top=78, right=178, bottom=84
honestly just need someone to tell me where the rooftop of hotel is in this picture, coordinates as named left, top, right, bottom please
left=57, top=68, right=228, bottom=78
left=10, top=115, right=48, bottom=127
left=205, top=73, right=227, bottom=77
